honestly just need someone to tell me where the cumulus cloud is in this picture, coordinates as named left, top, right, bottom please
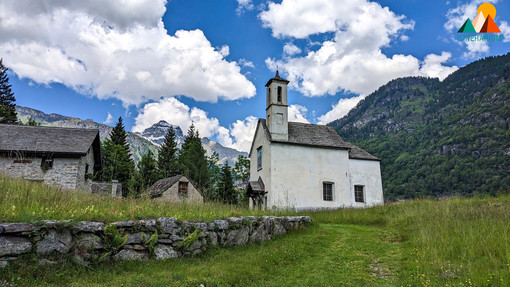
left=499, top=21, right=510, bottom=42
left=133, top=97, right=258, bottom=152
left=288, top=105, right=309, bottom=123
left=317, top=95, right=365, bottom=125
left=104, top=112, right=114, bottom=125
left=0, top=0, right=256, bottom=106
left=236, top=0, right=254, bottom=15
left=283, top=43, right=301, bottom=56
left=261, top=0, right=458, bottom=123
left=238, top=58, right=255, bottom=68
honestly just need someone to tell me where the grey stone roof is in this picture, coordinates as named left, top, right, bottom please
left=265, top=70, right=290, bottom=87
left=0, top=124, right=100, bottom=156
left=258, top=119, right=379, bottom=161
left=149, top=175, right=185, bottom=198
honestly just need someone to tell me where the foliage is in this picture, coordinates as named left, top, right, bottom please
left=329, top=53, right=510, bottom=200
left=177, top=229, right=203, bottom=250
left=143, top=230, right=158, bottom=256
left=233, top=155, right=250, bottom=183
left=25, top=117, right=40, bottom=126
left=204, top=152, right=221, bottom=201
left=0, top=58, right=17, bottom=124
left=94, top=139, right=135, bottom=193
left=3, top=194, right=510, bottom=286
left=110, top=117, right=130, bottom=149
left=216, top=162, right=237, bottom=205
left=103, top=224, right=128, bottom=251
left=132, top=150, right=159, bottom=196
left=178, top=124, right=210, bottom=192
left=157, top=126, right=180, bottom=178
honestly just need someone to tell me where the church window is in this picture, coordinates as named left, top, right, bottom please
left=323, top=182, right=333, bottom=201
left=354, top=185, right=364, bottom=203
left=257, top=147, right=262, bottom=170
left=277, top=86, right=282, bottom=102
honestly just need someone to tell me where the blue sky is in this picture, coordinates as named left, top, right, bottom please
left=2, top=0, right=509, bottom=152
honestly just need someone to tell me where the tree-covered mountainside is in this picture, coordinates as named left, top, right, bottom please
left=329, top=53, right=510, bottom=200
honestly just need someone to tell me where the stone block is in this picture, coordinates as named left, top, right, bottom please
left=225, top=226, right=250, bottom=246
left=154, top=245, right=178, bottom=260
left=0, top=236, right=33, bottom=256
left=37, top=229, right=73, bottom=254
left=158, top=217, right=180, bottom=234
left=125, top=232, right=144, bottom=245
left=75, top=233, right=103, bottom=250
left=0, top=223, right=38, bottom=234
left=114, top=249, right=148, bottom=261
left=75, top=221, right=105, bottom=232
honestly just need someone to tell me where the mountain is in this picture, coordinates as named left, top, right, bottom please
left=329, top=53, right=510, bottom=200
left=137, top=120, right=248, bottom=165
left=16, top=106, right=159, bottom=163
left=135, top=120, right=184, bottom=146
left=200, top=137, right=248, bottom=166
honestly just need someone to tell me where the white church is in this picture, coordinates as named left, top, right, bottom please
left=247, top=72, right=384, bottom=210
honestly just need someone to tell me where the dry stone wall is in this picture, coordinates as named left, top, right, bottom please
left=0, top=216, right=311, bottom=267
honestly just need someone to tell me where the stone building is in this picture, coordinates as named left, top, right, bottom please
left=149, top=175, right=203, bottom=204
left=247, top=72, right=384, bottom=210
left=0, top=124, right=102, bottom=191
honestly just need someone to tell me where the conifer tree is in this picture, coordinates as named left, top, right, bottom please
left=178, top=124, right=209, bottom=191
left=217, top=162, right=237, bottom=205
left=133, top=150, right=159, bottom=195
left=110, top=117, right=129, bottom=149
left=158, top=126, right=180, bottom=178
left=0, top=58, right=17, bottom=124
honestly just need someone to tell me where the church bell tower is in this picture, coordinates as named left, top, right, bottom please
left=265, top=71, right=289, bottom=141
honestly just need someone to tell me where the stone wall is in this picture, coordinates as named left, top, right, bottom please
left=0, top=216, right=311, bottom=267
left=89, top=180, right=122, bottom=197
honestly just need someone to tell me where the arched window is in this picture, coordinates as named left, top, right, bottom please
left=277, top=86, right=282, bottom=103
left=267, top=87, right=271, bottom=103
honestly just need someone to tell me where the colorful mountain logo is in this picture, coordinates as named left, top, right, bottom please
left=458, top=2, right=501, bottom=33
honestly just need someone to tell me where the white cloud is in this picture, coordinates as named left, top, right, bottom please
left=104, top=112, right=114, bottom=125
left=133, top=97, right=258, bottom=152
left=0, top=0, right=256, bottom=106
left=420, top=52, right=458, bottom=80
left=317, top=95, right=365, bottom=124
left=288, top=105, right=309, bottom=123
left=499, top=21, right=510, bottom=42
left=236, top=0, right=254, bottom=15
left=444, top=0, right=501, bottom=58
left=283, top=43, right=301, bottom=56
left=238, top=58, right=255, bottom=68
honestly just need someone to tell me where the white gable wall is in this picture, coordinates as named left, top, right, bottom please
left=249, top=122, right=272, bottom=209
left=348, top=159, right=384, bottom=206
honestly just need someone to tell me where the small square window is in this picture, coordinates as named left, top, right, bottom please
left=179, top=182, right=188, bottom=193
left=355, top=185, right=364, bottom=203
left=41, top=157, right=53, bottom=171
left=323, top=182, right=333, bottom=201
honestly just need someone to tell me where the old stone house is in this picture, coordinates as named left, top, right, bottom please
left=149, top=175, right=203, bottom=204
left=0, top=124, right=102, bottom=191
left=247, top=72, right=384, bottom=210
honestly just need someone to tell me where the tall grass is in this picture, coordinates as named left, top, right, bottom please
left=0, top=175, right=286, bottom=223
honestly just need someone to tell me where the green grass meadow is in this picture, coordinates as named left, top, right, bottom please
left=1, top=175, right=510, bottom=286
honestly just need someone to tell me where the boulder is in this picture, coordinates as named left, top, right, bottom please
left=0, top=236, right=32, bottom=256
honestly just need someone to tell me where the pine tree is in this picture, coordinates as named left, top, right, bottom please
left=158, top=126, right=180, bottom=178
left=0, top=58, right=17, bottom=124
left=133, top=150, right=159, bottom=195
left=178, top=124, right=210, bottom=192
left=110, top=117, right=129, bottom=149
left=233, top=155, right=250, bottom=183
left=217, top=162, right=237, bottom=205
left=95, top=117, right=135, bottom=196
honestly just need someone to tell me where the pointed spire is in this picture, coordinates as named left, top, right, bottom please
left=275, top=70, right=280, bottom=78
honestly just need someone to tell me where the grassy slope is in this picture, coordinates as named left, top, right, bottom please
left=1, top=176, right=510, bottom=286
